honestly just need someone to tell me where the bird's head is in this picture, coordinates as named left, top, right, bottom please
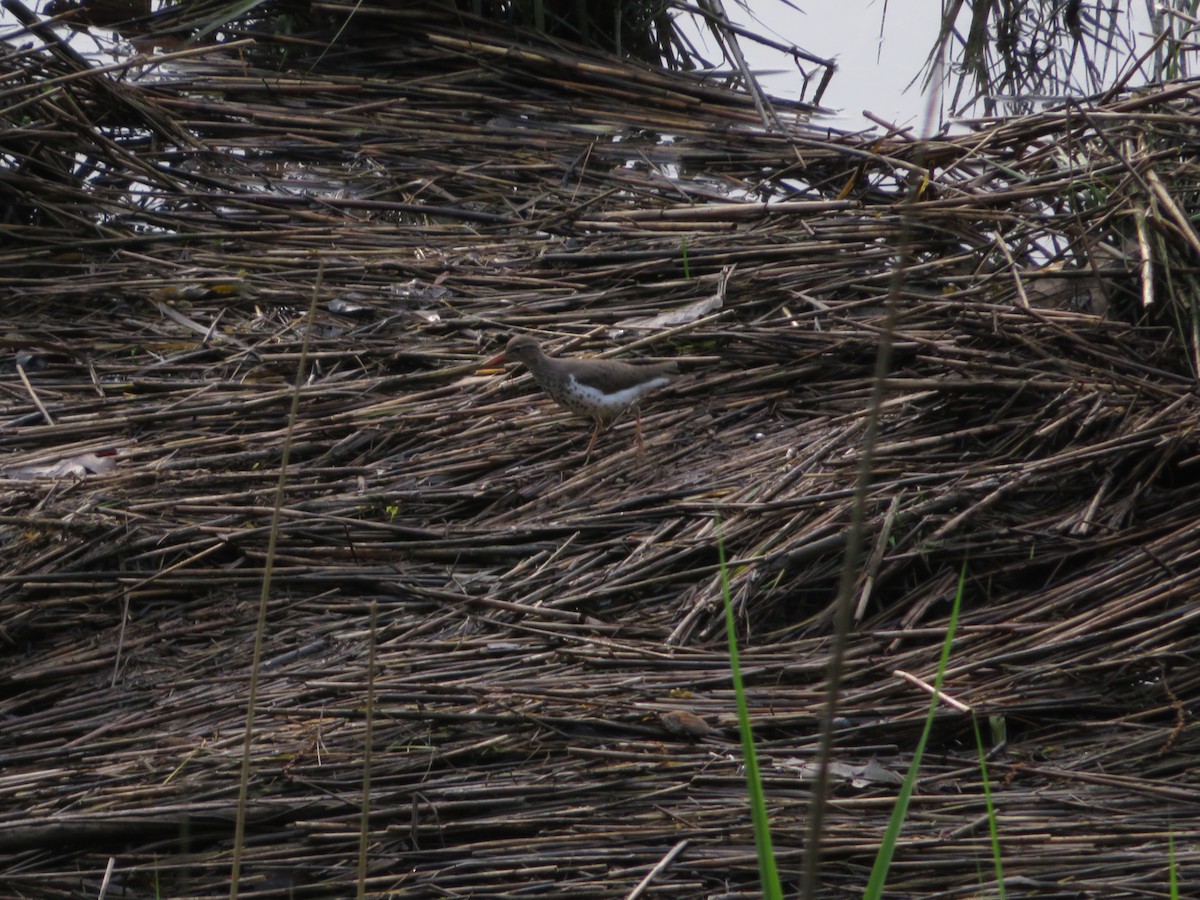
left=482, top=333, right=545, bottom=370
left=499, top=334, right=543, bottom=367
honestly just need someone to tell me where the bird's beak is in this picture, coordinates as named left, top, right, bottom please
left=478, top=349, right=507, bottom=373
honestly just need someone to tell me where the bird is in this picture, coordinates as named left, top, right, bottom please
left=484, top=334, right=678, bottom=459
left=659, top=709, right=714, bottom=739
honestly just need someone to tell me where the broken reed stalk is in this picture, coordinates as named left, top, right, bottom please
left=230, top=266, right=322, bottom=898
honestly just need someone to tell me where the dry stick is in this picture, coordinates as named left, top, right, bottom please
left=799, top=126, right=927, bottom=900
left=1134, top=208, right=1154, bottom=310
left=626, top=838, right=689, bottom=900
left=1145, top=165, right=1200, bottom=257
left=95, top=856, right=115, bottom=900
left=693, top=0, right=778, bottom=133
left=894, top=669, right=971, bottom=713
left=15, top=361, right=54, bottom=426
left=0, top=21, right=254, bottom=105
left=802, top=292, right=897, bottom=895
left=993, top=234, right=1033, bottom=309
left=229, top=264, right=322, bottom=900
left=854, top=493, right=901, bottom=623
left=110, top=590, right=130, bottom=689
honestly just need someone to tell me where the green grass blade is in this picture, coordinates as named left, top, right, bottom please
left=972, top=712, right=1006, bottom=898
left=718, top=523, right=782, bottom=899
left=1169, top=828, right=1178, bottom=899
left=864, top=561, right=967, bottom=899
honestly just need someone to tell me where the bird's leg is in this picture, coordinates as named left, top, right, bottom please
left=634, top=406, right=645, bottom=458
left=583, top=416, right=603, bottom=462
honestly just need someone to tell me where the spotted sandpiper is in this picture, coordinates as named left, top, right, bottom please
left=485, top=334, right=677, bottom=458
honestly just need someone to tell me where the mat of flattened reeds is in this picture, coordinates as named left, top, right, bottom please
left=1, top=13, right=1199, bottom=898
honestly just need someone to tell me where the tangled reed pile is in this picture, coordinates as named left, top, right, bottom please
left=2, top=7, right=1199, bottom=897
